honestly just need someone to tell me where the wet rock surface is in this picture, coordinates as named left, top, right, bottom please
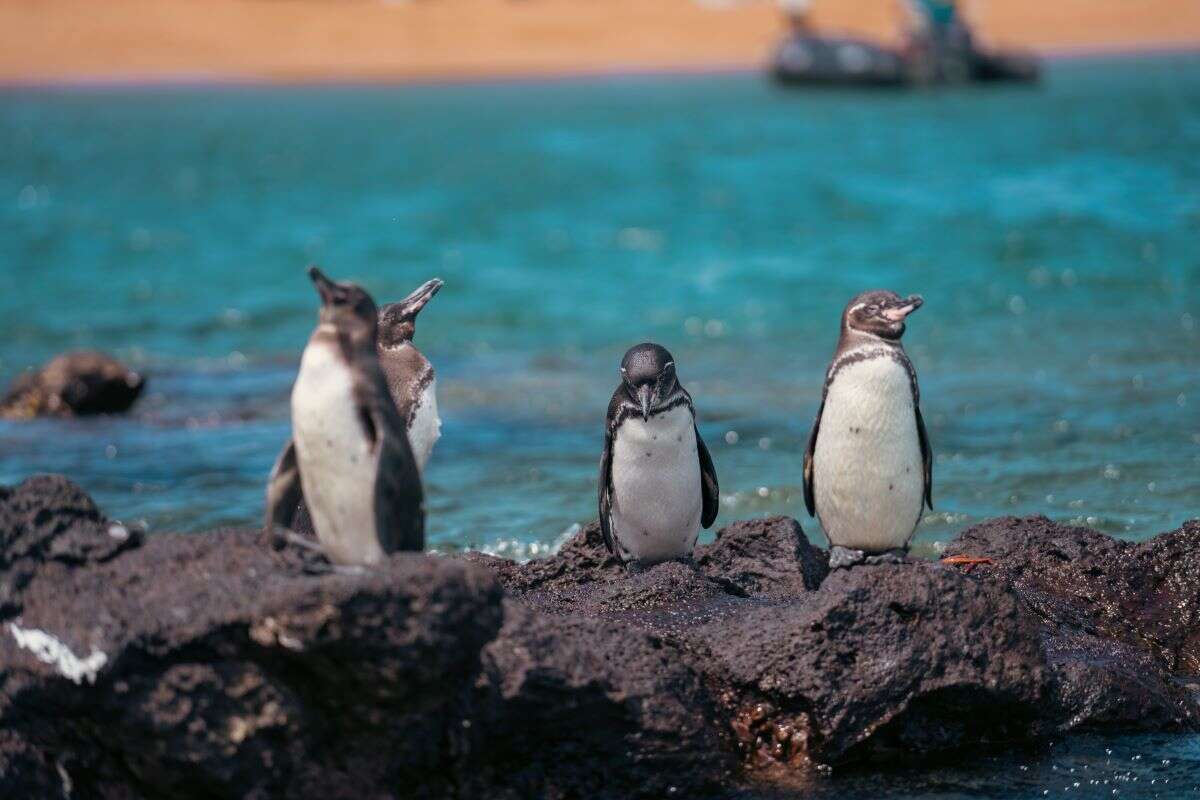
left=1, top=478, right=1197, bottom=798
left=944, top=515, right=1200, bottom=732
left=0, top=351, right=145, bottom=419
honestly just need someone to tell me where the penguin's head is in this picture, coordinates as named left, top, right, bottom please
left=378, top=278, right=444, bottom=348
left=620, top=342, right=679, bottom=421
left=843, top=290, right=923, bottom=341
left=308, top=266, right=379, bottom=345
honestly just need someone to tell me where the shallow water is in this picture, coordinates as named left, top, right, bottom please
left=755, top=733, right=1200, bottom=799
left=2, top=55, right=1197, bottom=552
left=1, top=52, right=1199, bottom=798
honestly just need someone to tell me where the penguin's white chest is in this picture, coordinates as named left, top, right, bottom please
left=291, top=340, right=383, bottom=565
left=610, top=405, right=702, bottom=563
left=812, top=354, right=924, bottom=552
left=407, top=379, right=440, bottom=472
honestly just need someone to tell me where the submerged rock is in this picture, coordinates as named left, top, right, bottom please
left=0, top=351, right=145, bottom=419
left=1, top=476, right=1197, bottom=798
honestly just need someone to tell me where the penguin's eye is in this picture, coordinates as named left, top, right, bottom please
left=867, top=305, right=879, bottom=315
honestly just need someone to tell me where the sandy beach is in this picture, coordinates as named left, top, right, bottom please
left=2, top=0, right=1199, bottom=85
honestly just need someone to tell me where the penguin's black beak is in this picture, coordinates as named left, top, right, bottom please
left=637, top=384, right=653, bottom=422
left=883, top=294, right=923, bottom=322
left=395, top=278, right=444, bottom=319
left=308, top=266, right=338, bottom=305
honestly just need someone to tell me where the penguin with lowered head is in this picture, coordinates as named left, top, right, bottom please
left=598, top=343, right=719, bottom=565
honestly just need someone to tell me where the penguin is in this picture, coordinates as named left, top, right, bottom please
left=377, top=278, right=443, bottom=472
left=802, top=290, right=932, bottom=569
left=598, top=343, right=719, bottom=565
left=265, top=267, right=425, bottom=566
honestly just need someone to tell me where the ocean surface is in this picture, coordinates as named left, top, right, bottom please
left=1, top=54, right=1199, bottom=796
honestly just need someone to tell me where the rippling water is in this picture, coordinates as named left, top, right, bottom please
left=1, top=56, right=1198, bottom=555
left=761, top=733, right=1200, bottom=799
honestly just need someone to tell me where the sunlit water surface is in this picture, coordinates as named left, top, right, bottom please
left=1, top=50, right=1199, bottom=800
left=3, top=56, right=1197, bottom=551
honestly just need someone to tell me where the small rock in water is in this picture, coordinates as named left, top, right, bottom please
left=0, top=351, right=145, bottom=419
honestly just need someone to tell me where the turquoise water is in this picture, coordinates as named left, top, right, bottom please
left=1, top=56, right=1198, bottom=557
left=1, top=55, right=1199, bottom=796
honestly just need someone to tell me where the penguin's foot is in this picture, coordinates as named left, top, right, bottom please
left=863, top=548, right=909, bottom=566
left=829, top=546, right=910, bottom=569
left=624, top=560, right=647, bottom=575
left=300, top=561, right=368, bottom=577
left=279, top=530, right=325, bottom=553
left=941, top=554, right=995, bottom=574
left=273, top=530, right=367, bottom=576
left=828, top=546, right=866, bottom=570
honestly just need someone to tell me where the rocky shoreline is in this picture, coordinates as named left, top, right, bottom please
left=1, top=474, right=1197, bottom=798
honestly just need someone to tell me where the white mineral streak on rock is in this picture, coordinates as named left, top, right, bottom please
left=8, top=622, right=108, bottom=685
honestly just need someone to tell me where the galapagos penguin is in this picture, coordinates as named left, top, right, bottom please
left=377, top=277, right=443, bottom=472
left=598, top=343, right=719, bottom=565
left=803, top=290, right=932, bottom=569
left=265, top=267, right=424, bottom=565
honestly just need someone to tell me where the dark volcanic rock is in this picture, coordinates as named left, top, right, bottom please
left=942, top=515, right=1200, bottom=731
left=3, top=478, right=1198, bottom=798
left=1045, top=628, right=1197, bottom=732
left=695, top=515, right=829, bottom=596
left=0, top=474, right=142, bottom=617
left=462, top=520, right=626, bottom=600
left=1, top=477, right=504, bottom=798
left=0, top=351, right=145, bottom=419
left=945, top=515, right=1200, bottom=676
left=469, top=600, right=733, bottom=798
left=0, top=729, right=61, bottom=797
left=703, top=562, right=1050, bottom=766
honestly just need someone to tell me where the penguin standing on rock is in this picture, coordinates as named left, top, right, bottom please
left=599, top=343, right=719, bottom=565
left=265, top=267, right=425, bottom=566
left=803, top=290, right=932, bottom=569
left=377, top=278, right=444, bottom=472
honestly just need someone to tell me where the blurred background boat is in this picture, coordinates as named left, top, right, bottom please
left=770, top=0, right=1040, bottom=87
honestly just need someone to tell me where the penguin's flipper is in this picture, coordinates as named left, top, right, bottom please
left=916, top=404, right=933, bottom=510
left=368, top=404, right=426, bottom=554
left=802, top=397, right=825, bottom=518
left=264, top=437, right=304, bottom=546
left=598, top=421, right=617, bottom=556
left=695, top=425, right=719, bottom=529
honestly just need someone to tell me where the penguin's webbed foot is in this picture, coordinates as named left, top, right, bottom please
left=271, top=529, right=367, bottom=576
left=828, top=546, right=866, bottom=570
left=863, top=548, right=909, bottom=566
left=278, top=530, right=325, bottom=553
left=829, top=546, right=910, bottom=569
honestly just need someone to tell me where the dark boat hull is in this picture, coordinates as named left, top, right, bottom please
left=771, top=36, right=908, bottom=87
left=770, top=34, right=1040, bottom=88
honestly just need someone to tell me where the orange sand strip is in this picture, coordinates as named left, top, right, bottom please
left=1, top=0, right=1198, bottom=85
